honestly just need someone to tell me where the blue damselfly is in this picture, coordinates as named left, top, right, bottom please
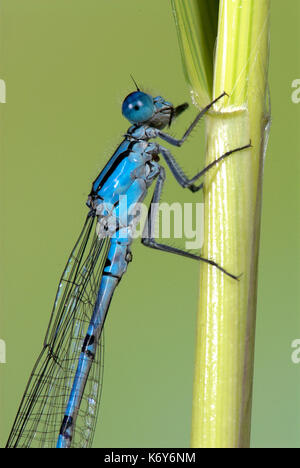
left=6, top=88, right=250, bottom=448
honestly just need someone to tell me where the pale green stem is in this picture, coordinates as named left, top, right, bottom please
left=172, top=0, right=270, bottom=448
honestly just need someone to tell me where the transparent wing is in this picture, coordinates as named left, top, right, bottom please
left=6, top=214, right=111, bottom=448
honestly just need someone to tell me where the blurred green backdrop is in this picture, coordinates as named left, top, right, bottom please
left=0, top=0, right=299, bottom=448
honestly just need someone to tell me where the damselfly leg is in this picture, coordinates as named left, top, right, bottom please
left=158, top=92, right=228, bottom=147
left=142, top=140, right=252, bottom=280
left=159, top=143, right=251, bottom=193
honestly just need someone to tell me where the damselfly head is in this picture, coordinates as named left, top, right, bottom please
left=122, top=91, right=155, bottom=124
left=122, top=91, right=189, bottom=129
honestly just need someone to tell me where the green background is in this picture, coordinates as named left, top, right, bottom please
left=0, top=0, right=299, bottom=448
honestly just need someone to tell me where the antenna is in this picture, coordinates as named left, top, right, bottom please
left=130, top=74, right=140, bottom=92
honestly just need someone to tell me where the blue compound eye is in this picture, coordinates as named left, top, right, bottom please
left=122, top=91, right=154, bottom=123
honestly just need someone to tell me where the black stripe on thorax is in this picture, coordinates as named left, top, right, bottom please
left=94, top=140, right=137, bottom=193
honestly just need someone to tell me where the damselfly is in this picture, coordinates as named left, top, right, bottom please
left=6, top=88, right=250, bottom=448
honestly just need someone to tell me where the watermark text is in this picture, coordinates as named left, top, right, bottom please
left=291, top=79, right=300, bottom=103
left=291, top=339, right=300, bottom=364
left=94, top=196, right=204, bottom=250
left=0, top=79, right=6, bottom=103
left=0, top=339, right=6, bottom=363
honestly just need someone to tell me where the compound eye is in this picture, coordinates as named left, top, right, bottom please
left=122, top=91, right=154, bottom=123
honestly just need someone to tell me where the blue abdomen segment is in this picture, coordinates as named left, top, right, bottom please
left=56, top=274, right=118, bottom=448
left=57, top=235, right=132, bottom=448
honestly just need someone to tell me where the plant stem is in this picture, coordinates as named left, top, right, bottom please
left=192, top=0, right=270, bottom=448
left=172, top=0, right=270, bottom=448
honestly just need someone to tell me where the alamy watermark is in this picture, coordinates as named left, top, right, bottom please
left=0, top=339, right=6, bottom=364
left=0, top=79, right=6, bottom=103
left=291, top=79, right=300, bottom=103
left=95, top=195, right=204, bottom=250
left=291, top=339, right=300, bottom=364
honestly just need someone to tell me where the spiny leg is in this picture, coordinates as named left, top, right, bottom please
left=154, top=90, right=251, bottom=192
left=159, top=142, right=252, bottom=193
left=158, top=92, right=228, bottom=147
left=141, top=166, right=240, bottom=280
